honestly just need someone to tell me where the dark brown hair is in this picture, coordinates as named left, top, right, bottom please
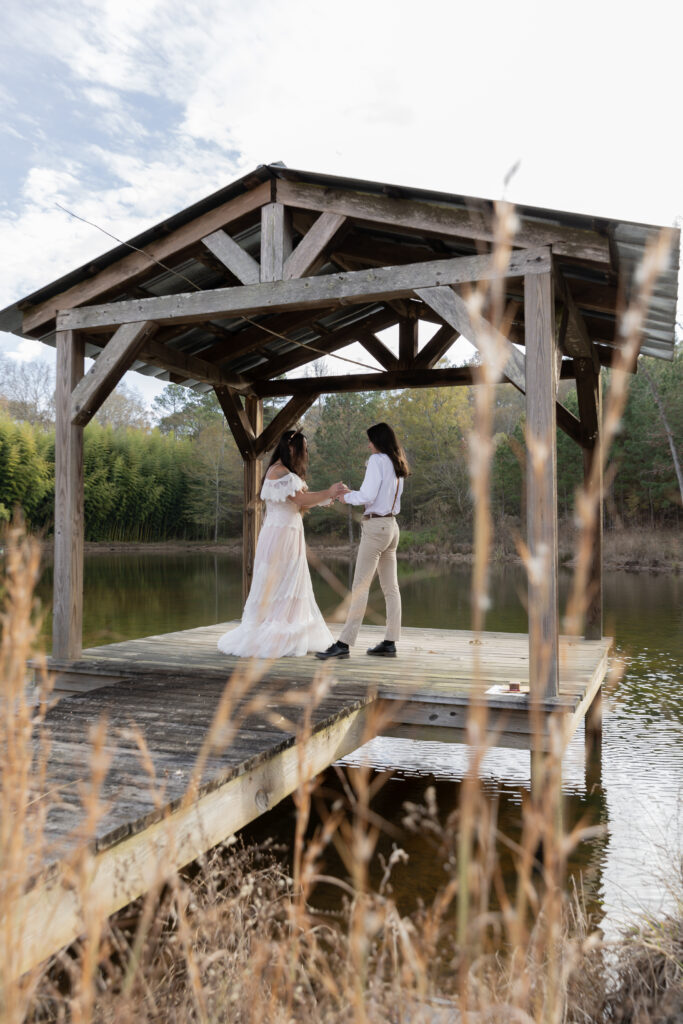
left=267, top=430, right=308, bottom=479
left=366, top=422, right=410, bottom=478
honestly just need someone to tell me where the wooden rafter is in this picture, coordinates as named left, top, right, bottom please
left=139, top=337, right=251, bottom=391
left=201, top=229, right=260, bottom=285
left=282, top=212, right=346, bottom=279
left=23, top=182, right=271, bottom=335
left=275, top=179, right=611, bottom=263
left=247, top=308, right=398, bottom=380
left=57, top=248, right=551, bottom=332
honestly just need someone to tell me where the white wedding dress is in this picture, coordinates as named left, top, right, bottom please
left=217, top=472, right=334, bottom=658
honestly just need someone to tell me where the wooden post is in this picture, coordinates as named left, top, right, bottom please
left=242, top=396, right=263, bottom=602
left=575, top=359, right=603, bottom=640
left=260, top=203, right=292, bottom=282
left=52, top=330, right=85, bottom=660
left=398, top=314, right=419, bottom=368
left=524, top=271, right=559, bottom=699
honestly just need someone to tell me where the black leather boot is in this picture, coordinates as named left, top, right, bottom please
left=315, top=641, right=350, bottom=660
left=367, top=640, right=397, bottom=657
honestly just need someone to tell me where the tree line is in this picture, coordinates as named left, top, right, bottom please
left=0, top=347, right=680, bottom=542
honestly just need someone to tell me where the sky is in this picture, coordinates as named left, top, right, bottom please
left=1, top=0, right=681, bottom=406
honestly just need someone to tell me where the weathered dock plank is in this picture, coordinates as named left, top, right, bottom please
left=16, top=623, right=611, bottom=976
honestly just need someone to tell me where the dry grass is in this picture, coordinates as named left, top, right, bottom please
left=1, top=213, right=680, bottom=1023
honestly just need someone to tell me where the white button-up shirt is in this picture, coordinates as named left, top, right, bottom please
left=342, top=453, right=403, bottom=515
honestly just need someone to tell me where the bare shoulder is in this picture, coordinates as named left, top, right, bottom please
left=265, top=463, right=291, bottom=480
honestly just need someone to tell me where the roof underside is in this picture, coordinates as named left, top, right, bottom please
left=0, top=164, right=678, bottom=394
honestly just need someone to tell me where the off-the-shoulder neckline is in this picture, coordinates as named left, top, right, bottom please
left=264, top=470, right=296, bottom=481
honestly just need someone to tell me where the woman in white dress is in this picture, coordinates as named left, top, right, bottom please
left=217, top=430, right=348, bottom=658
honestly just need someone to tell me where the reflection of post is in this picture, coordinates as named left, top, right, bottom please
left=585, top=690, right=603, bottom=792
left=242, top=397, right=263, bottom=602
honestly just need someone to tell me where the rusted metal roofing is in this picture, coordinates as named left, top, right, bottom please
left=0, top=164, right=678, bottom=388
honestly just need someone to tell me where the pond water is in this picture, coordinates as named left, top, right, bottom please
left=36, top=553, right=682, bottom=939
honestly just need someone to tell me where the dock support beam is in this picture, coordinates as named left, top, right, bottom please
left=53, top=330, right=85, bottom=659
left=524, top=271, right=560, bottom=699
left=242, top=396, right=263, bottom=601
left=575, top=359, right=604, bottom=640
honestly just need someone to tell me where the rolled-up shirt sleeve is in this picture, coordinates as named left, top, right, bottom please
left=342, top=456, right=382, bottom=506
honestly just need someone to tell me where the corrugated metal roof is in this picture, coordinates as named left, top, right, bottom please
left=0, top=163, right=678, bottom=385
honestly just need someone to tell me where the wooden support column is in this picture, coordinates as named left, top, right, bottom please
left=524, top=271, right=560, bottom=699
left=398, top=313, right=419, bottom=369
left=260, top=203, right=292, bottom=282
left=575, top=358, right=603, bottom=640
left=243, top=397, right=263, bottom=602
left=53, top=330, right=85, bottom=660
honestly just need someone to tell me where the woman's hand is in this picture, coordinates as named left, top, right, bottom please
left=329, top=481, right=349, bottom=498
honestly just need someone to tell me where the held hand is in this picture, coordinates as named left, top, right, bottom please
left=329, top=481, right=349, bottom=498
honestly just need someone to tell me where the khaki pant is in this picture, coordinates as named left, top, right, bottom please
left=338, top=517, right=401, bottom=646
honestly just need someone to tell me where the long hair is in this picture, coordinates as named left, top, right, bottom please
left=267, top=429, right=308, bottom=479
left=366, top=422, right=410, bottom=478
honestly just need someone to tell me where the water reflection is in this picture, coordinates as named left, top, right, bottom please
left=36, top=554, right=682, bottom=937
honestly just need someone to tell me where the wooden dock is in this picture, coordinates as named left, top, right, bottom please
left=17, top=623, right=610, bottom=975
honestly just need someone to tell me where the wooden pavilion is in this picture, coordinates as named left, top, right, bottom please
left=1, top=163, right=678, bottom=699
left=1, top=165, right=679, bottom=973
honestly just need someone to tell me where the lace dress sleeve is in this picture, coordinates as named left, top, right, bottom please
left=260, top=472, right=303, bottom=502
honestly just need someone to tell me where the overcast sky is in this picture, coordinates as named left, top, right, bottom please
left=1, top=0, right=680, bottom=404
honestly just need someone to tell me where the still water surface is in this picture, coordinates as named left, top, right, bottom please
left=37, top=554, right=682, bottom=938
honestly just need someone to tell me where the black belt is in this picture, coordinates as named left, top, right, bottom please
left=363, top=513, right=396, bottom=519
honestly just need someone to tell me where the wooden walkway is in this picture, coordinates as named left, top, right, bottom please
left=17, top=623, right=610, bottom=975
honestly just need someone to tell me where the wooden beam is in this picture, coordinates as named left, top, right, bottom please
left=199, top=310, right=336, bottom=366
left=139, top=337, right=252, bottom=391
left=23, top=181, right=271, bottom=335
left=575, top=358, right=603, bottom=640
left=56, top=247, right=552, bottom=332
left=418, top=285, right=583, bottom=441
left=261, top=203, right=292, bottom=282
left=356, top=330, right=399, bottom=370
left=214, top=386, right=256, bottom=458
left=525, top=271, right=560, bottom=700
left=252, top=366, right=474, bottom=397
left=13, top=703, right=373, bottom=978
left=70, top=321, right=156, bottom=426
left=243, top=396, right=263, bottom=601
left=53, top=331, right=85, bottom=660
left=416, top=285, right=527, bottom=392
left=554, top=262, right=601, bottom=372
left=283, top=212, right=346, bottom=279
left=555, top=404, right=586, bottom=447
left=398, top=315, right=419, bottom=369
left=202, top=229, right=261, bottom=285
left=275, top=179, right=611, bottom=263
left=254, top=394, right=320, bottom=457
left=414, top=324, right=459, bottom=369
left=245, top=309, right=398, bottom=380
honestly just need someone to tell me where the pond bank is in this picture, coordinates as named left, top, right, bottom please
left=36, top=525, right=680, bottom=573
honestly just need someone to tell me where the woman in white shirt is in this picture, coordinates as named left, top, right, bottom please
left=316, top=422, right=410, bottom=660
